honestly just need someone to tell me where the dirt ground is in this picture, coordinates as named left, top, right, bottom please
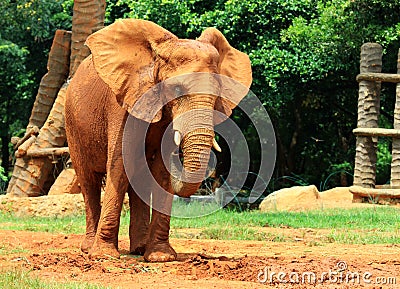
left=0, top=229, right=399, bottom=288
left=0, top=192, right=399, bottom=288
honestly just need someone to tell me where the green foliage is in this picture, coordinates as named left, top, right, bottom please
left=0, top=40, right=33, bottom=135
left=2, top=0, right=399, bottom=187
left=0, top=167, right=7, bottom=183
left=0, top=0, right=71, bottom=170
left=376, top=139, right=392, bottom=185
left=277, top=0, right=399, bottom=186
left=108, top=0, right=400, bottom=188
left=1, top=0, right=69, bottom=42
left=0, top=166, right=8, bottom=194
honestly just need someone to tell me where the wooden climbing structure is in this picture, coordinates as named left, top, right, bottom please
left=7, top=0, right=106, bottom=197
left=351, top=43, right=400, bottom=204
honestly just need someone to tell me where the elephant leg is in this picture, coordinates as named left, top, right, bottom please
left=144, top=158, right=177, bottom=262
left=128, top=185, right=150, bottom=255
left=144, top=205, right=177, bottom=262
left=89, top=160, right=128, bottom=259
left=77, top=169, right=103, bottom=254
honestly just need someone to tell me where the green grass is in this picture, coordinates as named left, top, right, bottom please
left=170, top=204, right=400, bottom=231
left=169, top=204, right=400, bottom=244
left=199, top=226, right=288, bottom=242
left=0, top=270, right=110, bottom=289
left=0, top=212, right=86, bottom=234
left=171, top=199, right=221, bottom=218
left=324, top=229, right=400, bottom=244
left=0, top=244, right=29, bottom=255
left=1, top=204, right=399, bottom=245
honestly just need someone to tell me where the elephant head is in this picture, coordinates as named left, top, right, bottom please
left=85, top=19, right=252, bottom=198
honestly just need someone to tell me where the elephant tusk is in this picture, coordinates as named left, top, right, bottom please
left=212, top=138, right=222, bottom=152
left=174, top=130, right=181, bottom=146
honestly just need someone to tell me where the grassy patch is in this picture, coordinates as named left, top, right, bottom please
left=199, top=227, right=288, bottom=242
left=0, top=212, right=86, bottom=234
left=170, top=205, right=400, bottom=244
left=0, top=270, right=109, bottom=289
left=323, top=229, right=400, bottom=244
left=0, top=244, right=29, bottom=256
left=171, top=199, right=221, bottom=218
left=171, top=206, right=400, bottom=231
left=1, top=206, right=399, bottom=245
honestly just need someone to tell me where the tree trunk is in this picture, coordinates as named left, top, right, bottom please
left=27, top=30, right=71, bottom=130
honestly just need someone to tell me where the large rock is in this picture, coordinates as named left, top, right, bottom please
left=319, top=187, right=353, bottom=202
left=259, top=185, right=321, bottom=212
left=48, top=167, right=80, bottom=195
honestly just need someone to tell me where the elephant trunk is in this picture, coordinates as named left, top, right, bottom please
left=171, top=98, right=214, bottom=198
left=171, top=129, right=213, bottom=198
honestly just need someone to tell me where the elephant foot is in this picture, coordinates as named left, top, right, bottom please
left=88, top=240, right=120, bottom=260
left=144, top=242, right=177, bottom=262
left=81, top=235, right=95, bottom=254
left=130, top=242, right=146, bottom=256
left=129, top=228, right=149, bottom=256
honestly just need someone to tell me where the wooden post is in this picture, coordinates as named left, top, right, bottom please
left=391, top=49, right=400, bottom=186
left=6, top=30, right=71, bottom=197
left=7, top=85, right=69, bottom=197
left=27, top=30, right=71, bottom=129
left=69, top=0, right=106, bottom=77
left=6, top=1, right=106, bottom=197
left=353, top=43, right=382, bottom=188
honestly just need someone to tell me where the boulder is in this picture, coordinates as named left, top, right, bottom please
left=48, top=167, right=80, bottom=195
left=259, top=185, right=321, bottom=212
left=319, top=187, right=353, bottom=202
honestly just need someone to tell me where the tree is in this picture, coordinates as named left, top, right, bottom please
left=272, top=0, right=400, bottom=187
left=4, top=0, right=399, bottom=192
left=0, top=41, right=31, bottom=171
left=0, top=0, right=72, bottom=174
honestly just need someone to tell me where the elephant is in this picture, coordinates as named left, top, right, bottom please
left=65, top=19, right=252, bottom=262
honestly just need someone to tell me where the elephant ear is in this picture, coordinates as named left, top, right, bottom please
left=85, top=19, right=177, bottom=122
left=198, top=28, right=252, bottom=121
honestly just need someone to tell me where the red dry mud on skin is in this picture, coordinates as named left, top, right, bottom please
left=0, top=230, right=399, bottom=289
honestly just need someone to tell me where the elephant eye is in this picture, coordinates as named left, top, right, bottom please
left=174, top=85, right=184, bottom=96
